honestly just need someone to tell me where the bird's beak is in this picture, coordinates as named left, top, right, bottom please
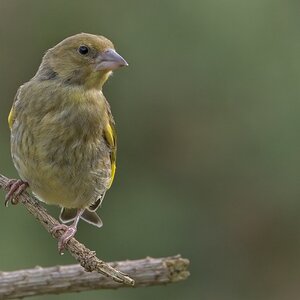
left=96, top=49, right=128, bottom=71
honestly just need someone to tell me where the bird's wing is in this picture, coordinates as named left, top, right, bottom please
left=87, top=103, right=117, bottom=212
left=102, top=99, right=117, bottom=189
left=8, top=88, right=21, bottom=130
left=103, top=118, right=117, bottom=189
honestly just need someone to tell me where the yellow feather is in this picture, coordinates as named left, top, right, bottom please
left=104, top=122, right=115, bottom=146
left=104, top=122, right=117, bottom=189
left=8, top=106, right=15, bottom=129
left=109, top=162, right=116, bottom=188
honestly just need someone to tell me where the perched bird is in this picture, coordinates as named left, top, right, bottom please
left=6, top=33, right=128, bottom=251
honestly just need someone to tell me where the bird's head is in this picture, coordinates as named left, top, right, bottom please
left=36, top=33, right=128, bottom=89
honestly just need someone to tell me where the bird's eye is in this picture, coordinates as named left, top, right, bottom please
left=78, top=45, right=89, bottom=55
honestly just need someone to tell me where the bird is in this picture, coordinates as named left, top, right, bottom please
left=6, top=33, right=128, bottom=251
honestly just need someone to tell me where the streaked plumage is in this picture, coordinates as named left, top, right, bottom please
left=7, top=33, right=127, bottom=250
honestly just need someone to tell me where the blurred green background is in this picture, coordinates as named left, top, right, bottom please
left=1, top=0, right=300, bottom=299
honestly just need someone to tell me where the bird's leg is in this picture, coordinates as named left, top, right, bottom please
left=52, top=208, right=84, bottom=253
left=5, top=179, right=29, bottom=207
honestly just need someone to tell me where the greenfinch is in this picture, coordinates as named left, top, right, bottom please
left=6, top=33, right=128, bottom=251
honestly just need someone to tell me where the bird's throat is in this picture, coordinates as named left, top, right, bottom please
left=85, top=70, right=112, bottom=90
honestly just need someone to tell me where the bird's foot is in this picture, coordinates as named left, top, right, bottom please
left=52, top=223, right=77, bottom=253
left=5, top=179, right=29, bottom=207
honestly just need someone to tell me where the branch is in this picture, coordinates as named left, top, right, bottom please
left=0, top=255, right=190, bottom=299
left=0, top=174, right=134, bottom=285
left=0, top=173, right=190, bottom=298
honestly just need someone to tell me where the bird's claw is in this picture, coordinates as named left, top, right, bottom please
left=5, top=179, right=28, bottom=207
left=52, top=224, right=77, bottom=253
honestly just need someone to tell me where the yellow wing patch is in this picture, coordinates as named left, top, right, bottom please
left=104, top=122, right=115, bottom=146
left=8, top=87, right=21, bottom=130
left=103, top=122, right=117, bottom=188
left=110, top=161, right=116, bottom=188
left=8, top=106, right=15, bottom=129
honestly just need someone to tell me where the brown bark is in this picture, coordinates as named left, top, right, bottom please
left=0, top=256, right=189, bottom=299
left=0, top=174, right=190, bottom=299
left=0, top=174, right=133, bottom=285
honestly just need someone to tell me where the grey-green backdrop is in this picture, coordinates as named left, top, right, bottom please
left=1, top=1, right=300, bottom=299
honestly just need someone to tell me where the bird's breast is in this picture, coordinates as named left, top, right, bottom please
left=11, top=83, right=111, bottom=208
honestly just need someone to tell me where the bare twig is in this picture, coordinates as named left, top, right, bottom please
left=0, top=174, right=134, bottom=285
left=0, top=173, right=190, bottom=298
left=0, top=255, right=190, bottom=299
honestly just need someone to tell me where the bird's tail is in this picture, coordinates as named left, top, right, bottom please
left=59, top=207, right=103, bottom=228
left=80, top=209, right=103, bottom=228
